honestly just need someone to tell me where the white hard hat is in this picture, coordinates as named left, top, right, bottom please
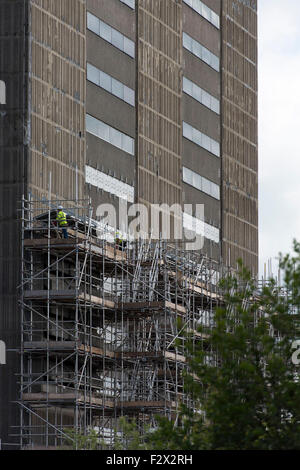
left=58, top=205, right=63, bottom=210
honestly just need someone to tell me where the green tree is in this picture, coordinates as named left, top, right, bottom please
left=62, top=418, right=150, bottom=450
left=63, top=428, right=99, bottom=450
left=149, top=241, right=300, bottom=450
left=113, top=417, right=150, bottom=450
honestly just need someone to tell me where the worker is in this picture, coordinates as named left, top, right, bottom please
left=56, top=206, right=68, bottom=239
left=115, top=231, right=126, bottom=251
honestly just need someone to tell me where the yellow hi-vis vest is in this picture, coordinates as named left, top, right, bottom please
left=56, top=211, right=68, bottom=227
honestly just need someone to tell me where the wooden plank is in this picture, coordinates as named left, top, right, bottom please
left=24, top=239, right=77, bottom=247
left=120, top=300, right=186, bottom=314
left=120, top=400, right=177, bottom=409
left=24, top=341, right=76, bottom=350
left=116, top=351, right=164, bottom=360
left=78, top=293, right=115, bottom=309
left=164, top=351, right=186, bottom=363
left=24, top=237, right=126, bottom=261
left=78, top=344, right=115, bottom=359
left=24, top=290, right=115, bottom=309
left=23, top=341, right=116, bottom=359
left=24, top=290, right=77, bottom=300
left=22, top=392, right=114, bottom=408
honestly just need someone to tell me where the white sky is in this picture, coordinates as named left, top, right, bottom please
left=258, top=0, right=300, bottom=277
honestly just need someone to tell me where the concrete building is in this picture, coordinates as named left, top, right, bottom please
left=0, top=0, right=258, bottom=447
left=85, top=0, right=258, bottom=269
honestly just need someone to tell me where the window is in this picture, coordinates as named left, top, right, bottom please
left=124, top=86, right=135, bottom=106
left=119, top=0, right=135, bottom=9
left=202, top=177, right=211, bottom=195
left=202, top=46, right=211, bottom=65
left=86, top=114, right=135, bottom=155
left=193, top=127, right=202, bottom=147
left=87, top=63, right=100, bottom=86
left=183, top=121, right=220, bottom=157
left=122, top=134, right=134, bottom=154
left=183, top=167, right=193, bottom=186
left=183, top=76, right=220, bottom=114
left=87, top=63, right=135, bottom=107
left=201, top=3, right=210, bottom=21
left=210, top=182, right=220, bottom=199
left=110, top=127, right=122, bottom=149
left=183, top=212, right=220, bottom=243
left=202, top=90, right=211, bottom=109
left=100, top=71, right=112, bottom=93
left=211, top=140, right=220, bottom=157
left=211, top=54, right=219, bottom=71
left=193, top=84, right=202, bottom=102
left=183, top=0, right=220, bottom=29
left=112, top=78, right=124, bottom=100
left=98, top=120, right=109, bottom=142
left=124, top=37, right=135, bottom=57
left=86, top=165, right=134, bottom=202
left=87, top=13, right=99, bottom=34
left=182, top=77, right=192, bottom=95
left=183, top=32, right=192, bottom=50
left=112, top=29, right=124, bottom=50
left=193, top=172, right=202, bottom=190
left=183, top=121, right=193, bottom=141
left=202, top=134, right=210, bottom=152
left=211, top=97, right=220, bottom=114
left=182, top=166, right=220, bottom=200
left=87, top=12, right=135, bottom=58
left=211, top=11, right=220, bottom=28
left=192, top=39, right=202, bottom=59
left=100, top=21, right=112, bottom=43
left=183, top=32, right=219, bottom=72
left=86, top=114, right=99, bottom=136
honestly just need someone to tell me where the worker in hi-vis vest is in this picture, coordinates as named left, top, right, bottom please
left=115, top=231, right=126, bottom=250
left=56, top=206, right=68, bottom=239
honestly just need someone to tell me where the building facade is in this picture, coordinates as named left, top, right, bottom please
left=85, top=0, right=258, bottom=269
left=0, top=0, right=258, bottom=447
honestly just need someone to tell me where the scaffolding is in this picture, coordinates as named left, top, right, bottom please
left=18, top=198, right=230, bottom=449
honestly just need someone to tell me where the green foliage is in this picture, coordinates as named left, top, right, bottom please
left=62, top=418, right=150, bottom=450
left=148, top=241, right=300, bottom=450
left=113, top=417, right=150, bottom=450
left=63, top=428, right=99, bottom=450
left=62, top=242, right=300, bottom=450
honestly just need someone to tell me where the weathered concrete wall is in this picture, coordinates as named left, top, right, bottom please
left=86, top=0, right=136, bottom=223
left=0, top=0, right=29, bottom=448
left=182, top=1, right=221, bottom=259
left=136, top=0, right=183, bottom=209
left=29, top=0, right=86, bottom=202
left=221, top=0, right=258, bottom=273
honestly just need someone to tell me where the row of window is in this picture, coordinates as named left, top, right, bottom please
left=87, top=12, right=135, bottom=58
left=183, top=121, right=220, bottom=157
left=86, top=114, right=135, bottom=155
left=183, top=212, right=219, bottom=244
left=86, top=165, right=134, bottom=202
left=86, top=115, right=219, bottom=158
left=183, top=77, right=220, bottom=114
left=120, top=0, right=135, bottom=9
left=183, top=0, right=220, bottom=29
left=183, top=32, right=219, bottom=72
left=183, top=166, right=220, bottom=200
left=87, top=63, right=135, bottom=107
